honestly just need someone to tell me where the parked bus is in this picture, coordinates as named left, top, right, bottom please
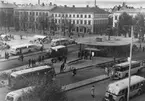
left=5, top=86, right=39, bottom=101
left=8, top=65, right=55, bottom=89
left=104, top=75, right=145, bottom=101
left=51, top=38, right=76, bottom=47
left=110, top=61, right=143, bottom=79
left=46, top=45, right=68, bottom=63
left=9, top=44, right=42, bottom=55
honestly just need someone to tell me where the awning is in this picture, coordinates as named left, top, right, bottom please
left=84, top=48, right=100, bottom=51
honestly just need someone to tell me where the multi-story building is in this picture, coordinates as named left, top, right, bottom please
left=14, top=3, right=55, bottom=30
left=0, top=1, right=16, bottom=30
left=51, top=5, right=109, bottom=34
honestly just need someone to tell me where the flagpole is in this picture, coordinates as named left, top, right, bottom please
left=127, top=25, right=133, bottom=101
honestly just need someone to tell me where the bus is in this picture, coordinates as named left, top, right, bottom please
left=9, top=44, right=42, bottom=55
left=51, top=38, right=76, bottom=47
left=8, top=65, right=55, bottom=89
left=104, top=75, right=145, bottom=101
left=5, top=86, right=39, bottom=101
left=110, top=61, right=143, bottom=79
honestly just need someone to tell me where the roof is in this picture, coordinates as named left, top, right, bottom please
left=51, top=6, right=109, bottom=14
left=11, top=65, right=51, bottom=77
left=51, top=45, right=66, bottom=50
left=6, top=86, right=35, bottom=98
left=15, top=5, right=56, bottom=11
left=11, top=43, right=34, bottom=49
left=114, top=61, right=140, bottom=67
left=0, top=2, right=16, bottom=9
left=33, top=35, right=47, bottom=39
left=115, top=8, right=140, bottom=13
left=108, top=75, right=145, bottom=95
left=51, top=38, right=68, bottom=42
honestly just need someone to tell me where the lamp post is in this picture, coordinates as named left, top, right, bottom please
left=127, top=25, right=133, bottom=101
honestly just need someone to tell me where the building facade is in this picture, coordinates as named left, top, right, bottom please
left=0, top=1, right=16, bottom=31
left=50, top=5, right=109, bottom=34
left=14, top=3, right=55, bottom=31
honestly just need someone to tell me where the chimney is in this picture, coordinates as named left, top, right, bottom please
left=38, top=0, right=40, bottom=5
left=72, top=5, right=75, bottom=8
left=64, top=5, right=67, bottom=7
left=86, top=5, right=89, bottom=8
left=1, top=1, right=4, bottom=3
left=94, top=0, right=96, bottom=7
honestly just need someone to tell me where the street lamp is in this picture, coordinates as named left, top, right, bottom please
left=127, top=25, right=133, bottom=101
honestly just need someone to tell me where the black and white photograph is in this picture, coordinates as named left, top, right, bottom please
left=0, top=0, right=145, bottom=101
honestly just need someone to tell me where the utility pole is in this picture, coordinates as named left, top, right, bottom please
left=94, top=0, right=96, bottom=7
left=127, top=25, right=133, bottom=101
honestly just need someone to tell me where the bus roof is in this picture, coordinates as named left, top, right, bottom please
left=11, top=43, right=34, bottom=49
left=114, top=61, right=140, bottom=67
left=51, top=38, right=67, bottom=42
left=6, top=86, right=35, bottom=98
left=108, top=75, right=145, bottom=95
left=33, top=35, right=47, bottom=39
left=51, top=45, right=66, bottom=50
left=11, top=65, right=51, bottom=77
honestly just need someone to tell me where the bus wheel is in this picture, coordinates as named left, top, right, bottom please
left=137, top=89, right=142, bottom=96
left=119, top=97, right=125, bottom=101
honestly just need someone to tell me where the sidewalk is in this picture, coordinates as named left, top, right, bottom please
left=62, top=74, right=109, bottom=91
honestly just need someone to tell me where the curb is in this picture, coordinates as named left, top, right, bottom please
left=62, top=75, right=109, bottom=91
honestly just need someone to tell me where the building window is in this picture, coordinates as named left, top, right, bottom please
left=33, top=12, right=35, bottom=16
left=39, top=12, right=41, bottom=16
left=115, top=16, right=118, bottom=20
left=115, top=23, right=118, bottom=27
left=59, top=19, right=60, bottom=23
left=52, top=14, right=54, bottom=17
left=46, top=12, right=48, bottom=16
left=66, top=14, right=68, bottom=17
left=84, top=20, right=87, bottom=24
left=81, top=14, right=83, bottom=18
left=85, top=15, right=87, bottom=18
left=55, top=19, right=57, bottom=23
left=55, top=14, right=57, bottom=17
left=88, top=20, right=91, bottom=25
left=73, top=20, right=75, bottom=24
left=77, top=14, right=79, bottom=18
left=36, top=12, right=38, bottom=16
left=77, top=20, right=79, bottom=24
left=80, top=20, right=83, bottom=24
left=88, top=15, right=91, bottom=18
left=59, top=14, right=61, bottom=17
left=73, top=14, right=75, bottom=18
left=69, top=14, right=71, bottom=17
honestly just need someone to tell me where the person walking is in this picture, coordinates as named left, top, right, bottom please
left=72, top=67, right=77, bottom=76
left=42, top=55, right=45, bottom=63
left=91, top=85, right=95, bottom=98
left=21, top=54, right=24, bottom=61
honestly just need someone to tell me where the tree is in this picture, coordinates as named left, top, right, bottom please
left=24, top=73, right=68, bottom=101
left=134, top=13, right=145, bottom=41
left=118, top=12, right=133, bottom=37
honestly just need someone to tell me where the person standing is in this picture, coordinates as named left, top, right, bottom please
left=91, top=85, right=95, bottom=98
left=21, top=54, right=24, bottom=61
left=60, top=62, right=65, bottom=72
left=72, top=67, right=77, bottom=76
left=28, top=59, right=31, bottom=67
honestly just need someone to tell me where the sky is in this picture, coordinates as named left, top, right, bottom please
left=2, top=0, right=145, bottom=8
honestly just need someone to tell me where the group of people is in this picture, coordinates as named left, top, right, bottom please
left=78, top=50, right=94, bottom=60
left=28, top=55, right=45, bottom=67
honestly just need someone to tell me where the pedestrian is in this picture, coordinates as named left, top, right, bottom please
left=21, top=54, right=24, bottom=61
left=42, top=55, right=45, bottom=63
left=28, top=59, right=31, bottom=67
left=91, top=85, right=95, bottom=98
left=31, top=59, right=34, bottom=67
left=78, top=51, right=81, bottom=58
left=72, top=67, right=77, bottom=76
left=38, top=56, right=41, bottom=64
left=89, top=52, right=92, bottom=60
left=20, top=35, right=23, bottom=40
left=40, top=46, right=43, bottom=51
left=33, top=59, right=36, bottom=66
left=64, top=56, right=67, bottom=63
left=60, top=63, right=65, bottom=72
left=113, top=57, right=116, bottom=63
left=105, top=67, right=109, bottom=76
left=5, top=52, right=7, bottom=59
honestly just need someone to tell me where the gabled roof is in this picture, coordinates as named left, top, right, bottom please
left=0, top=2, right=16, bottom=8
left=15, top=5, right=56, bottom=11
left=51, top=6, right=109, bottom=14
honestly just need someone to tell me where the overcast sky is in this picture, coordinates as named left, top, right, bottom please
left=3, top=0, right=145, bottom=8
